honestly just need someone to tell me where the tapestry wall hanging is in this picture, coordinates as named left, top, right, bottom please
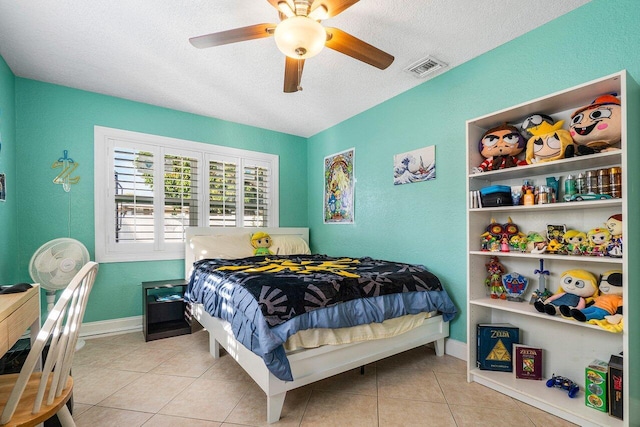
left=393, top=145, right=436, bottom=185
left=324, top=148, right=355, bottom=224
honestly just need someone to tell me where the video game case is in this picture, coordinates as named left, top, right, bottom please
left=514, top=344, right=543, bottom=380
left=476, top=323, right=519, bottom=372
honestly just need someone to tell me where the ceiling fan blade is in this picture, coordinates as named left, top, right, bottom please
left=325, top=27, right=394, bottom=69
left=190, top=23, right=276, bottom=49
left=284, top=56, right=305, bottom=93
left=311, top=0, right=359, bottom=18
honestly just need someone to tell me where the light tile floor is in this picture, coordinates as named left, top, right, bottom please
left=71, top=330, right=578, bottom=426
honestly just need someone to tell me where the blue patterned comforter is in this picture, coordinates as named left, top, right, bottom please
left=185, top=254, right=457, bottom=381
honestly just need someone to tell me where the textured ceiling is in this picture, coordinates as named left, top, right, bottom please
left=0, top=0, right=591, bottom=137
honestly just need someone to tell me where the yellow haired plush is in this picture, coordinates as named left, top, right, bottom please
left=251, top=231, right=273, bottom=256
left=526, top=120, right=575, bottom=164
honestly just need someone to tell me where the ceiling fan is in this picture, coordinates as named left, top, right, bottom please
left=189, top=0, right=394, bottom=93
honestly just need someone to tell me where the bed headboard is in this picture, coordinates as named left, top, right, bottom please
left=184, top=227, right=310, bottom=280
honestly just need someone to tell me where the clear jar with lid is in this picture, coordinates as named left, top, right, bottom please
left=585, top=170, right=598, bottom=193
left=598, top=169, right=611, bottom=195
left=610, top=167, right=622, bottom=198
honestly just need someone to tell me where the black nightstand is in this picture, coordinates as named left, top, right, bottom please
left=142, top=279, right=201, bottom=342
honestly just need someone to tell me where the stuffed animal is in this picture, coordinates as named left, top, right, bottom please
left=518, top=113, right=555, bottom=139
left=561, top=270, right=622, bottom=325
left=485, top=256, right=506, bottom=299
left=563, top=229, right=588, bottom=255
left=474, top=123, right=527, bottom=172
left=525, top=121, right=575, bottom=164
left=534, top=269, right=598, bottom=315
left=586, top=227, right=611, bottom=256
left=251, top=231, right=273, bottom=256
left=526, top=231, right=547, bottom=254
left=570, top=94, right=622, bottom=155
left=605, top=214, right=623, bottom=257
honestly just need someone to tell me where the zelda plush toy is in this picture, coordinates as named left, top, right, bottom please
left=561, top=270, right=622, bottom=329
left=534, top=269, right=598, bottom=315
left=605, top=214, right=623, bottom=257
left=525, top=121, right=575, bottom=164
left=474, top=123, right=527, bottom=172
left=570, top=94, right=622, bottom=155
left=251, top=231, right=273, bottom=256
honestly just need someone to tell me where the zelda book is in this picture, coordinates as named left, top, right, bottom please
left=514, top=344, right=543, bottom=380
left=476, top=323, right=519, bottom=372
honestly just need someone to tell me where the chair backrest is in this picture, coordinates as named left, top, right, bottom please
left=0, top=261, right=99, bottom=424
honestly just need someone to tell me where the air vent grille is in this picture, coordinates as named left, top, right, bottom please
left=404, top=56, right=447, bottom=78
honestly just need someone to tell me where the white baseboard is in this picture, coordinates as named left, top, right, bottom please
left=79, top=315, right=142, bottom=338
left=445, top=338, right=467, bottom=361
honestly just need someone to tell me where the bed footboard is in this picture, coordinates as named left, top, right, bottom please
left=191, top=303, right=449, bottom=423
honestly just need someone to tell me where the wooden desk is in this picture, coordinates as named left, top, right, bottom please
left=0, top=284, right=40, bottom=358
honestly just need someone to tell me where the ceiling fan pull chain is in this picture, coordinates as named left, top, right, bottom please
left=297, top=59, right=303, bottom=91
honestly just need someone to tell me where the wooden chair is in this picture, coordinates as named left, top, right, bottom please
left=0, top=262, right=98, bottom=427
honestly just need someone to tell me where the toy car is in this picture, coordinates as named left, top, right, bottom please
left=546, top=374, right=580, bottom=398
left=564, top=193, right=613, bottom=202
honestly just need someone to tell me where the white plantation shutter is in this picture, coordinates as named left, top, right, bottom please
left=113, top=147, right=155, bottom=243
left=208, top=159, right=237, bottom=227
left=95, top=127, right=279, bottom=262
left=243, top=161, right=271, bottom=227
left=163, top=153, right=198, bottom=241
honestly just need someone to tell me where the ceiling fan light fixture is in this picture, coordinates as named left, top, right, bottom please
left=274, top=16, right=326, bottom=59
left=308, top=5, right=329, bottom=21
left=277, top=1, right=295, bottom=18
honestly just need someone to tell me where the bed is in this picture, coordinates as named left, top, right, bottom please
left=184, top=227, right=457, bottom=423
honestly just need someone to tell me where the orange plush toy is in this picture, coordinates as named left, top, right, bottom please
left=569, top=94, right=622, bottom=155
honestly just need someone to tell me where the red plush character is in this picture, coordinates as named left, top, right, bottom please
left=474, top=123, right=527, bottom=172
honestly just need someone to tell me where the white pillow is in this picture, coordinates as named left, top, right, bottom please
left=189, top=234, right=253, bottom=260
left=270, top=235, right=311, bottom=255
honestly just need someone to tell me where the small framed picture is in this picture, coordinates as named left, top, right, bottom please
left=546, top=224, right=566, bottom=243
left=0, top=173, right=5, bottom=202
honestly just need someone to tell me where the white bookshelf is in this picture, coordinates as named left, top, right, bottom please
left=465, top=71, right=638, bottom=426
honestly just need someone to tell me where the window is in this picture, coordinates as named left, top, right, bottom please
left=95, top=127, right=279, bottom=262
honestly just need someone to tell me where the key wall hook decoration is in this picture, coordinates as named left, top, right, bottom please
left=52, top=150, right=80, bottom=192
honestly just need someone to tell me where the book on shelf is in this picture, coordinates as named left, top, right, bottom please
left=514, top=344, right=543, bottom=380
left=476, top=323, right=519, bottom=372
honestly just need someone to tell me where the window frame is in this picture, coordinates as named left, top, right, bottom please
left=94, top=126, right=279, bottom=263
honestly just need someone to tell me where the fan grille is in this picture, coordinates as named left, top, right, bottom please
left=29, top=238, right=90, bottom=291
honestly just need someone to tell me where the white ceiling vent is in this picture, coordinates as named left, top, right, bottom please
left=404, top=56, right=447, bottom=78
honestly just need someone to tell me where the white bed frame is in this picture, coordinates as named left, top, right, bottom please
left=185, top=227, right=449, bottom=423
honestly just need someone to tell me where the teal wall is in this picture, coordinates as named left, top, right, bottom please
left=0, top=56, right=17, bottom=283
left=1, top=0, right=638, bottom=347
left=13, top=79, right=307, bottom=322
left=307, top=0, right=640, bottom=343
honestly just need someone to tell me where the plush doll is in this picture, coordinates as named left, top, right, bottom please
left=485, top=256, right=506, bottom=299
left=604, top=214, right=623, bottom=257
left=526, top=231, right=547, bottom=254
left=474, top=123, right=527, bottom=172
left=518, top=113, right=555, bottom=139
left=586, top=227, right=611, bottom=256
left=561, top=270, right=622, bottom=326
left=251, top=231, right=273, bottom=256
left=525, top=121, right=575, bottom=164
left=563, top=229, right=588, bottom=255
left=570, top=94, right=622, bottom=155
left=534, top=269, right=598, bottom=315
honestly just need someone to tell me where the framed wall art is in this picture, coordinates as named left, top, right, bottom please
left=393, top=145, right=436, bottom=185
left=0, top=173, right=5, bottom=202
left=324, top=148, right=354, bottom=224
